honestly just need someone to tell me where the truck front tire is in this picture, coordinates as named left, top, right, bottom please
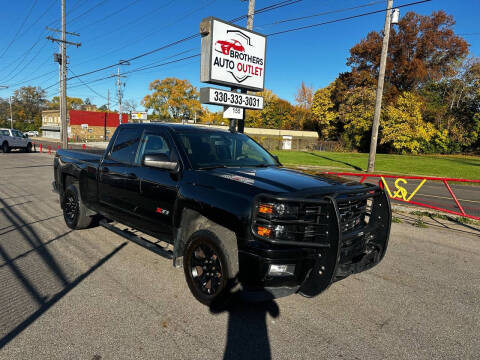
left=183, top=229, right=236, bottom=306
left=63, top=183, right=94, bottom=229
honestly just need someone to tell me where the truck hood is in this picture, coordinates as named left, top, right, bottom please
left=195, top=166, right=365, bottom=198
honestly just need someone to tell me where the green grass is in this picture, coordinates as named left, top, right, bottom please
left=271, top=151, right=480, bottom=180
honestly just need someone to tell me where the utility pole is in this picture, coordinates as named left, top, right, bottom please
left=235, top=0, right=256, bottom=134
left=60, top=0, right=67, bottom=148
left=116, top=61, right=129, bottom=126
left=107, top=89, right=110, bottom=111
left=46, top=1, right=81, bottom=149
left=9, top=96, right=13, bottom=129
left=246, top=0, right=255, bottom=30
left=367, top=0, right=393, bottom=173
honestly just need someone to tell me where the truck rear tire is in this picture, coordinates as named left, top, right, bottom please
left=26, top=142, right=32, bottom=152
left=183, top=229, right=235, bottom=306
left=63, top=183, right=94, bottom=229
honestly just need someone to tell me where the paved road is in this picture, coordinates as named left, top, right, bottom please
left=0, top=153, right=479, bottom=359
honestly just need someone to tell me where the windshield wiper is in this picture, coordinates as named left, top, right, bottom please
left=253, top=164, right=273, bottom=168
left=197, top=165, right=228, bottom=170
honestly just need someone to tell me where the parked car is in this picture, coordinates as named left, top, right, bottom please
left=25, top=130, right=39, bottom=137
left=53, top=123, right=391, bottom=305
left=0, top=128, right=33, bottom=153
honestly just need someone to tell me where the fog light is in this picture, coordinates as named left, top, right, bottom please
left=257, top=226, right=272, bottom=237
left=268, top=264, right=295, bottom=276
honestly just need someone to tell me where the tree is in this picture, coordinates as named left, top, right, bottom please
left=338, top=86, right=376, bottom=150
left=123, top=98, right=139, bottom=112
left=199, top=108, right=223, bottom=125
left=311, top=83, right=337, bottom=138
left=143, top=78, right=201, bottom=121
left=12, top=86, right=47, bottom=122
left=49, top=96, right=84, bottom=110
left=245, top=89, right=296, bottom=129
left=294, top=81, right=313, bottom=130
left=381, top=92, right=436, bottom=154
left=347, top=11, right=469, bottom=93
left=295, top=81, right=313, bottom=109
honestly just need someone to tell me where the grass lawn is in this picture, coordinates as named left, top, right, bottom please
left=270, top=151, right=480, bottom=180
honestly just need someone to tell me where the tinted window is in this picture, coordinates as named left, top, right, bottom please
left=13, top=130, right=23, bottom=137
left=109, top=128, right=142, bottom=164
left=136, top=133, right=177, bottom=164
left=0, top=130, right=9, bottom=136
left=178, top=132, right=276, bottom=169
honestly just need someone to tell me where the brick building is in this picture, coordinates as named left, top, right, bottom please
left=41, top=109, right=128, bottom=141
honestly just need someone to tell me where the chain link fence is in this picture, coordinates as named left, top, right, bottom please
left=251, top=135, right=340, bottom=152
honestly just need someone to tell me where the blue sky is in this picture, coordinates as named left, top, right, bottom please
left=0, top=0, right=478, bottom=110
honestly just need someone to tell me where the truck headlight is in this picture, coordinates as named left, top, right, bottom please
left=257, top=202, right=298, bottom=219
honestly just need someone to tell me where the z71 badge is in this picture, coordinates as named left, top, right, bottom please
left=156, top=207, right=170, bottom=215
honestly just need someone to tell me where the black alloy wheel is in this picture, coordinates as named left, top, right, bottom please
left=63, top=190, right=79, bottom=227
left=191, top=243, right=224, bottom=296
left=184, top=233, right=229, bottom=305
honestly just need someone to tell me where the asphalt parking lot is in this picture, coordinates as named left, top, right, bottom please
left=0, top=152, right=479, bottom=360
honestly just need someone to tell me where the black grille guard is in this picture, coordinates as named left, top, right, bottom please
left=251, top=184, right=392, bottom=297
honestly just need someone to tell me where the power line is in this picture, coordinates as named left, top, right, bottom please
left=66, top=0, right=302, bottom=81
left=68, top=0, right=110, bottom=26
left=73, top=0, right=141, bottom=31
left=31, top=0, right=303, bottom=90
left=68, top=69, right=108, bottom=100
left=257, top=0, right=384, bottom=27
left=267, top=0, right=433, bottom=37
left=72, top=0, right=212, bottom=69
left=0, top=0, right=39, bottom=58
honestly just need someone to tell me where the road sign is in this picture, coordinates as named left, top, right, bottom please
left=223, top=106, right=244, bottom=119
left=200, top=87, right=264, bottom=110
left=200, top=17, right=266, bottom=91
left=131, top=112, right=147, bottom=120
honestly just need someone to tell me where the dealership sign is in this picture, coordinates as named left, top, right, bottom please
left=200, top=17, right=266, bottom=91
left=200, top=87, right=264, bottom=110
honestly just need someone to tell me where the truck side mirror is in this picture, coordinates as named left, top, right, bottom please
left=142, top=153, right=178, bottom=171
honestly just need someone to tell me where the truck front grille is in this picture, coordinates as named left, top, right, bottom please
left=252, top=187, right=380, bottom=247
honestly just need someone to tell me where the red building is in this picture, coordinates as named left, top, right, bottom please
left=69, top=110, right=128, bottom=141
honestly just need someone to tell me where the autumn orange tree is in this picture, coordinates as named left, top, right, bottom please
left=143, top=78, right=201, bottom=121
left=348, top=10, right=469, bottom=94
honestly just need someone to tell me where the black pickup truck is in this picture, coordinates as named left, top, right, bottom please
left=53, top=123, right=391, bottom=305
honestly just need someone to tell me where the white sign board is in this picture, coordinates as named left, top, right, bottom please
left=81, top=124, right=88, bottom=129
left=200, top=87, right=264, bottom=110
left=131, top=112, right=147, bottom=120
left=201, top=17, right=266, bottom=91
left=223, top=106, right=244, bottom=119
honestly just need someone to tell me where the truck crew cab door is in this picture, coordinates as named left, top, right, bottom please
left=133, top=129, right=179, bottom=237
left=98, top=127, right=142, bottom=222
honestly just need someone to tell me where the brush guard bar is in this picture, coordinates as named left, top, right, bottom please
left=251, top=185, right=391, bottom=297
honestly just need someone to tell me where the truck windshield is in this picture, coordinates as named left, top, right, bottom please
left=178, top=132, right=277, bottom=169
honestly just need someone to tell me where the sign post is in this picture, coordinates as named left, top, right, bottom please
left=199, top=17, right=266, bottom=133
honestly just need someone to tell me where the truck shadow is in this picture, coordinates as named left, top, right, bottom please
left=0, top=198, right=127, bottom=349
left=305, top=152, right=363, bottom=171
left=210, top=290, right=280, bottom=360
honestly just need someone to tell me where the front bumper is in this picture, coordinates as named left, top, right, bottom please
left=241, top=185, right=391, bottom=297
